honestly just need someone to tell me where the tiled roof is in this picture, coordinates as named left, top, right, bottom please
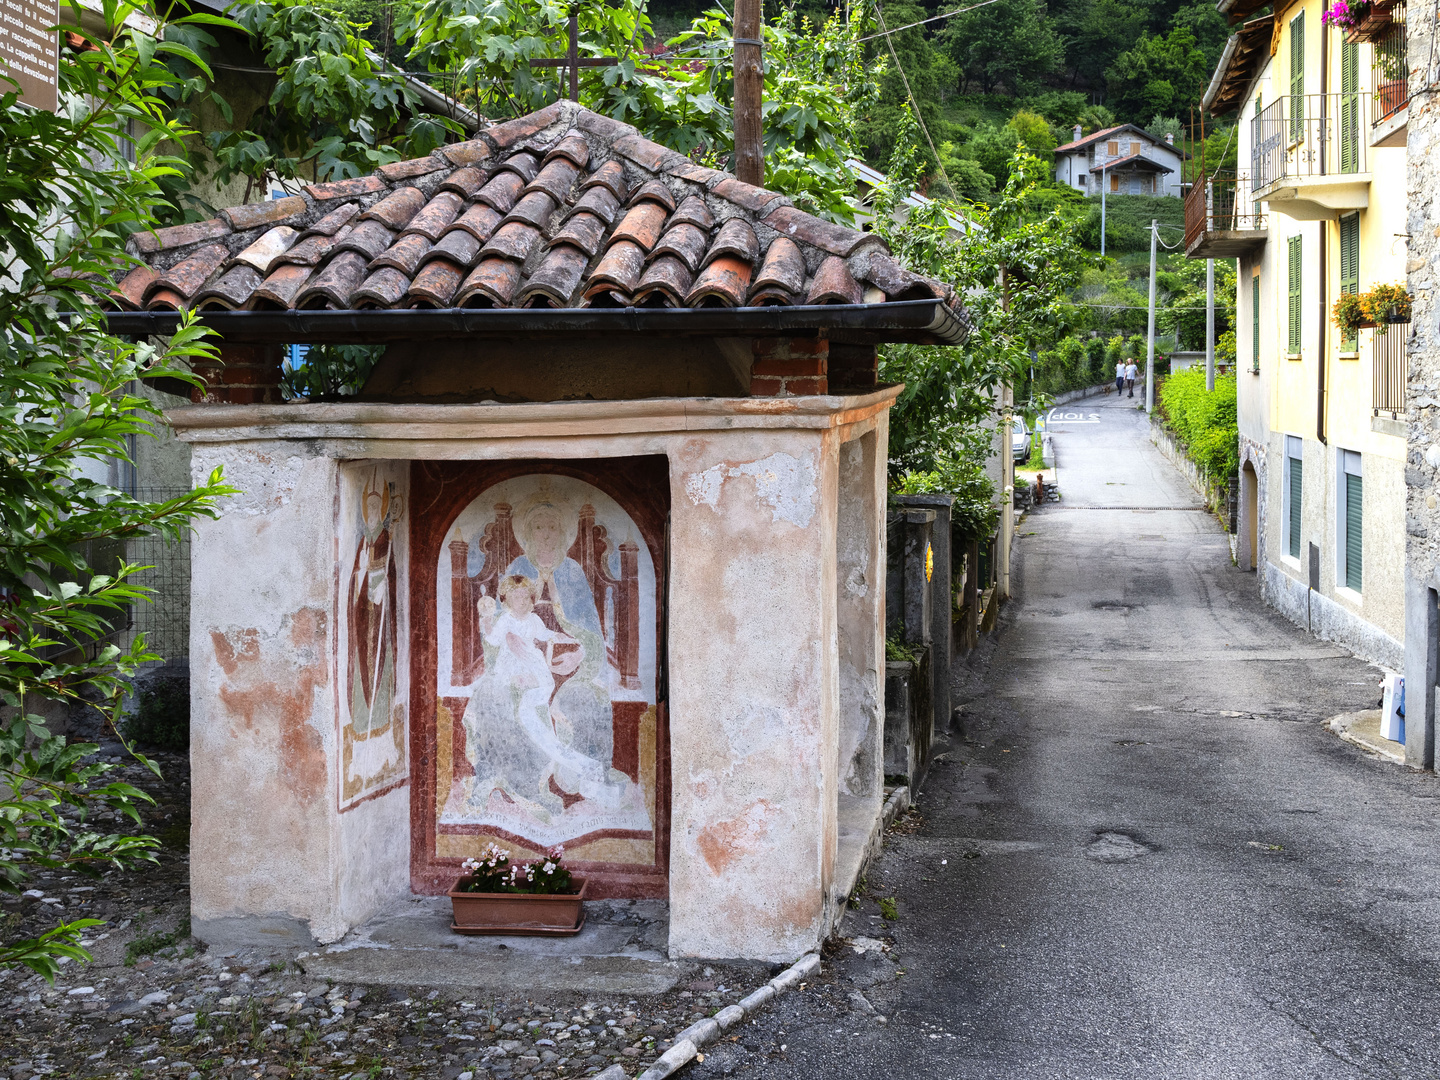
left=116, top=101, right=956, bottom=320
left=1094, top=150, right=1175, bottom=174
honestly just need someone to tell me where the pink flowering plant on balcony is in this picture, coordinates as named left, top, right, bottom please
left=456, top=843, right=576, bottom=895
left=1322, top=0, right=1369, bottom=29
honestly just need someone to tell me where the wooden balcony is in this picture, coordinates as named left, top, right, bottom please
left=1184, top=172, right=1268, bottom=258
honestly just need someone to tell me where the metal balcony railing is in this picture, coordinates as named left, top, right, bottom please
left=1373, top=15, right=1409, bottom=124
left=1184, top=170, right=1266, bottom=251
left=1373, top=320, right=1409, bottom=418
left=1252, top=93, right=1369, bottom=192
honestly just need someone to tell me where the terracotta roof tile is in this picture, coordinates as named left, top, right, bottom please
left=549, top=212, right=607, bottom=258
left=370, top=233, right=432, bottom=276
left=111, top=265, right=157, bottom=310
left=628, top=179, right=677, bottom=213
left=633, top=255, right=693, bottom=307
left=378, top=154, right=447, bottom=181
left=686, top=255, right=752, bottom=308
left=409, top=259, right=465, bottom=307
left=582, top=160, right=629, bottom=201
left=230, top=227, right=300, bottom=274
left=518, top=244, right=590, bottom=307
left=336, top=220, right=398, bottom=261
left=295, top=250, right=369, bottom=309
left=360, top=187, right=427, bottom=230
left=112, top=104, right=965, bottom=328
left=501, top=191, right=558, bottom=231
left=220, top=197, right=306, bottom=231
left=426, top=229, right=483, bottom=270
left=308, top=175, right=386, bottom=202
left=480, top=222, right=543, bottom=263
left=702, top=218, right=758, bottom=268
left=649, top=222, right=709, bottom=273
left=146, top=242, right=230, bottom=303
left=145, top=287, right=186, bottom=311
left=611, top=202, right=668, bottom=252
left=475, top=171, right=526, bottom=214
left=543, top=131, right=590, bottom=169
left=567, top=186, right=622, bottom=228
left=805, top=255, right=863, bottom=305
left=588, top=240, right=645, bottom=296
left=195, top=265, right=264, bottom=310
left=457, top=257, right=523, bottom=308
left=440, top=166, right=490, bottom=199
left=405, top=192, right=464, bottom=241
left=252, top=263, right=315, bottom=309
left=445, top=203, right=503, bottom=244
left=750, top=237, right=804, bottom=305
left=765, top=205, right=874, bottom=257
left=670, top=195, right=715, bottom=231
left=525, top=158, right=581, bottom=204
left=354, top=267, right=412, bottom=309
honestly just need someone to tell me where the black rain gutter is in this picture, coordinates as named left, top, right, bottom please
left=101, top=299, right=970, bottom=347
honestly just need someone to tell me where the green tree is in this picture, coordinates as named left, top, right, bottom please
left=856, top=0, right=953, bottom=171
left=1105, top=27, right=1211, bottom=123
left=1, top=0, right=234, bottom=979
left=1057, top=0, right=1149, bottom=90
left=943, top=0, right=1065, bottom=95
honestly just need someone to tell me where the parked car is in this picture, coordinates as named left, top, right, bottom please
left=1012, top=417, right=1030, bottom=464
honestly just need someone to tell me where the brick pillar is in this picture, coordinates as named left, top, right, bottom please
left=750, top=335, right=828, bottom=396
left=829, top=342, right=878, bottom=391
left=191, top=343, right=286, bottom=404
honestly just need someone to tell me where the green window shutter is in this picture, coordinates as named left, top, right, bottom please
left=1288, top=454, right=1303, bottom=559
left=1288, top=236, right=1302, bottom=354
left=1345, top=471, right=1363, bottom=591
left=1252, top=274, right=1261, bottom=370
left=1340, top=42, right=1359, bottom=173
left=1290, top=12, right=1305, bottom=141
left=1340, top=215, right=1360, bottom=350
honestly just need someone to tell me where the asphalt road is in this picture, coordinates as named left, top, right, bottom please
left=698, top=393, right=1440, bottom=1079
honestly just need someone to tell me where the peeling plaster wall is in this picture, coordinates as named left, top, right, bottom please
left=172, top=393, right=895, bottom=960
left=188, top=446, right=343, bottom=944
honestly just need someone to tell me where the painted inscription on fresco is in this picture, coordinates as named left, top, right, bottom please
left=435, top=475, right=657, bottom=855
left=0, top=0, right=57, bottom=112
left=338, top=464, right=408, bottom=808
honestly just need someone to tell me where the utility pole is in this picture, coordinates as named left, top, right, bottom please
left=733, top=0, right=763, bottom=186
left=1205, top=258, right=1216, bottom=391
left=1145, top=219, right=1158, bottom=412
left=1099, top=162, right=1107, bottom=257
left=998, top=268, right=1012, bottom=600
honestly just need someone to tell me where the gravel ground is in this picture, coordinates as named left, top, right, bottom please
left=0, top=749, right=774, bottom=1080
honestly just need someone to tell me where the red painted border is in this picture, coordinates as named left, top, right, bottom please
left=408, top=457, right=671, bottom=900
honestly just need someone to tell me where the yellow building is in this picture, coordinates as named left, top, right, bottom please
left=1188, top=0, right=1411, bottom=667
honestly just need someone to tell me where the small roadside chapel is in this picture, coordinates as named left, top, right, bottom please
left=108, top=101, right=970, bottom=962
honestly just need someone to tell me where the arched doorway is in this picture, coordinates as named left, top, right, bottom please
left=1239, top=461, right=1259, bottom=572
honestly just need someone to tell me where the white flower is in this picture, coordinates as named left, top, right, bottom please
left=542, top=862, right=555, bottom=874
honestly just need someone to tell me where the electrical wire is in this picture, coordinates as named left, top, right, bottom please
left=874, top=2, right=953, bottom=193
left=856, top=0, right=1001, bottom=42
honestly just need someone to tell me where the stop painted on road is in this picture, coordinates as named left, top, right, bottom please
left=1046, top=408, right=1101, bottom=424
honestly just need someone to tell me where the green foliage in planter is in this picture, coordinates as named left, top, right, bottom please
left=457, top=843, right=575, bottom=894
left=1158, top=369, right=1239, bottom=479
left=1332, top=291, right=1366, bottom=337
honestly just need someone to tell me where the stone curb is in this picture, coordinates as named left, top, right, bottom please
left=880, top=785, right=911, bottom=829
left=597, top=950, right=822, bottom=1080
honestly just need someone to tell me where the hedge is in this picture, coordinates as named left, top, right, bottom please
left=1158, top=368, right=1238, bottom=479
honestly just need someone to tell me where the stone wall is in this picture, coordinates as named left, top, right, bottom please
left=1402, top=26, right=1440, bottom=768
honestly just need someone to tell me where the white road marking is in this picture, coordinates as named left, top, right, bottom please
left=1047, top=408, right=1101, bottom=424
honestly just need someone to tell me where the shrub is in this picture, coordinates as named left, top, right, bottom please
left=122, top=679, right=189, bottom=751
left=1159, top=368, right=1239, bottom=478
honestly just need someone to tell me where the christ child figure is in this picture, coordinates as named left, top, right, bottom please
left=478, top=576, right=578, bottom=735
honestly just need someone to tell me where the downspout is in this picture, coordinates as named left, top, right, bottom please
left=1316, top=20, right=1329, bottom=444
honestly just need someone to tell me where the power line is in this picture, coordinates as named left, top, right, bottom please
left=856, top=0, right=1001, bottom=42
left=874, top=2, right=952, bottom=192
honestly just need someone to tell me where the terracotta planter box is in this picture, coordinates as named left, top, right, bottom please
left=448, top=876, right=588, bottom=936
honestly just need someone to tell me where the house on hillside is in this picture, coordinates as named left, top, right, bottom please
left=1185, top=0, right=1410, bottom=679
left=1053, top=124, right=1187, bottom=198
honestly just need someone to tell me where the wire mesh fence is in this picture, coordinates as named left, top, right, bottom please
left=126, top=487, right=192, bottom=663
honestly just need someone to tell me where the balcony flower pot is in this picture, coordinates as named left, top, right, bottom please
left=449, top=875, right=588, bottom=936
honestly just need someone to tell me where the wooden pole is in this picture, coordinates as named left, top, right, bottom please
left=733, top=0, right=763, bottom=186
left=567, top=13, right=579, bottom=102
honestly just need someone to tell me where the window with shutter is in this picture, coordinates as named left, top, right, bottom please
left=1288, top=235, right=1302, bottom=355
left=1108, top=140, right=1118, bottom=156
left=1287, top=437, right=1303, bottom=560
left=1339, top=214, right=1360, bottom=351
left=1340, top=42, right=1359, bottom=174
left=1290, top=12, right=1305, bottom=143
left=1342, top=451, right=1362, bottom=591
left=1252, top=274, right=1261, bottom=372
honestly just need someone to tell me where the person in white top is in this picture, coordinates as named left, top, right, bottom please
left=1124, top=360, right=1139, bottom=398
left=1115, top=360, right=1125, bottom=396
